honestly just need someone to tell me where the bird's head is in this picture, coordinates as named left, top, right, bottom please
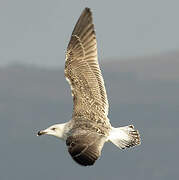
left=37, top=123, right=67, bottom=140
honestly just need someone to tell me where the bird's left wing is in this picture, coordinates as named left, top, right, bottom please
left=65, top=8, right=109, bottom=121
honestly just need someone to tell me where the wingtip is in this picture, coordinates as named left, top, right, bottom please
left=84, top=7, right=91, bottom=11
left=83, top=7, right=92, bottom=15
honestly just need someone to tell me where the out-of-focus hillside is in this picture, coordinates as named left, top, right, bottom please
left=0, top=52, right=179, bottom=180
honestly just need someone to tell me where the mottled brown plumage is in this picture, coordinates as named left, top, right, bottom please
left=65, top=8, right=109, bottom=118
left=66, top=130, right=106, bottom=166
left=37, top=7, right=141, bottom=167
left=65, top=8, right=111, bottom=166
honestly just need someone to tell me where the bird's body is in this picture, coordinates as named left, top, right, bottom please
left=38, top=8, right=141, bottom=166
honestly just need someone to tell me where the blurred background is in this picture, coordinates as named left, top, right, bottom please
left=0, top=0, right=179, bottom=179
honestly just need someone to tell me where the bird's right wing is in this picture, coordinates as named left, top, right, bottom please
left=66, top=130, right=106, bottom=166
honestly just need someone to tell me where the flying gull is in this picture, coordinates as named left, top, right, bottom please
left=37, top=8, right=141, bottom=166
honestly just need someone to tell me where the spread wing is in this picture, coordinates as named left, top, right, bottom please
left=65, top=8, right=109, bottom=120
left=66, top=130, right=106, bottom=166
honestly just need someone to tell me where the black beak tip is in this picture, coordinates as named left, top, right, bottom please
left=37, top=130, right=43, bottom=136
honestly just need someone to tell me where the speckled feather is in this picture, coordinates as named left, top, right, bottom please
left=38, top=8, right=141, bottom=167
left=65, top=8, right=109, bottom=120
left=65, top=8, right=111, bottom=166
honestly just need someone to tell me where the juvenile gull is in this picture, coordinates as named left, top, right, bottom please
left=37, top=8, right=141, bottom=166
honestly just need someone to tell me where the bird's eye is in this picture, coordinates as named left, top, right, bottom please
left=51, top=127, right=56, bottom=131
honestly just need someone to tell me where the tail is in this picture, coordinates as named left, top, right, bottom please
left=109, top=125, right=141, bottom=149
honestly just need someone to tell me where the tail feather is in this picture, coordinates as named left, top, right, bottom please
left=109, top=125, right=141, bottom=149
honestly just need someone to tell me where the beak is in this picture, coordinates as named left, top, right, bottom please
left=37, top=130, right=47, bottom=136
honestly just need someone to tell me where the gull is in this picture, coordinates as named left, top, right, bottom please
left=37, top=7, right=141, bottom=166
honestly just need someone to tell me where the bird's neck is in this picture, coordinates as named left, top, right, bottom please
left=57, top=121, right=73, bottom=140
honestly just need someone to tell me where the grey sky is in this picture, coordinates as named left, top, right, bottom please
left=1, top=0, right=179, bottom=67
